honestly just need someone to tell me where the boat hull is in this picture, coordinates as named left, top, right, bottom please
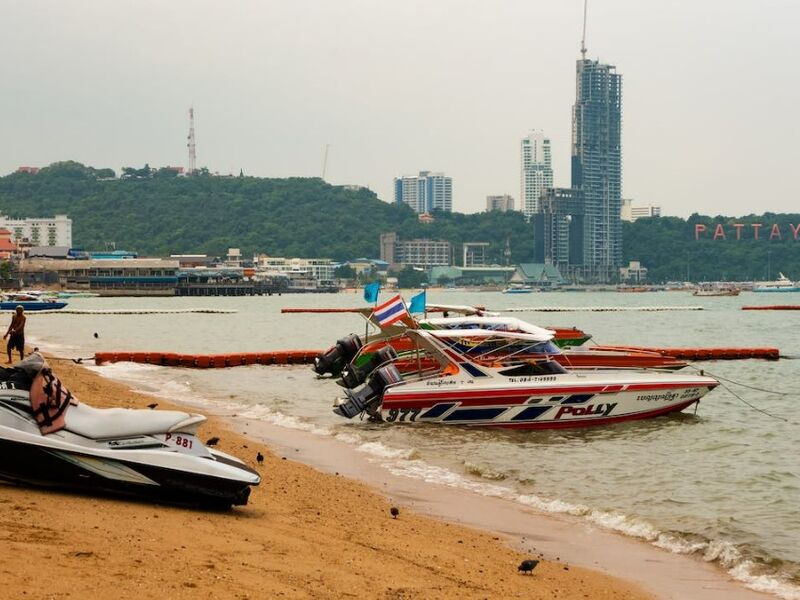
left=0, top=301, right=68, bottom=311
left=379, top=380, right=715, bottom=429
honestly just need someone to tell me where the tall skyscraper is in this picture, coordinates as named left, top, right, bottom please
left=520, top=131, right=553, bottom=218
left=394, top=171, right=452, bottom=213
left=571, top=56, right=622, bottom=281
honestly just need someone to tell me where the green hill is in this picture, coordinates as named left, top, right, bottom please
left=0, top=161, right=534, bottom=264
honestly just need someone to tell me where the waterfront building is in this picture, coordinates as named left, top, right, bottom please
left=380, top=232, right=451, bottom=270
left=533, top=188, right=585, bottom=280
left=508, top=263, right=567, bottom=289
left=394, top=171, right=452, bottom=213
left=571, top=55, right=622, bottom=282
left=253, top=255, right=336, bottom=287
left=520, top=131, right=553, bottom=218
left=0, top=214, right=72, bottom=247
left=19, top=258, right=178, bottom=296
left=486, top=195, right=515, bottom=213
left=621, top=199, right=661, bottom=222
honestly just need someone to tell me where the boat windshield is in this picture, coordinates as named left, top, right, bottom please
left=499, top=360, right=567, bottom=377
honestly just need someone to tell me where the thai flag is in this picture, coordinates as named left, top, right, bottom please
left=372, top=294, right=408, bottom=326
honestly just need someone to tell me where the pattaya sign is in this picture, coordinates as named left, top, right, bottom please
left=695, top=223, right=800, bottom=241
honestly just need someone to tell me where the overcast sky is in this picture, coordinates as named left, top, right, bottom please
left=1, top=0, right=797, bottom=217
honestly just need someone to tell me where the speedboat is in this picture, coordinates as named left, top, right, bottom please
left=502, top=284, right=535, bottom=294
left=314, top=315, right=683, bottom=378
left=309, top=309, right=593, bottom=377
left=753, top=273, right=800, bottom=292
left=0, top=354, right=259, bottom=507
left=0, top=294, right=68, bottom=311
left=332, top=329, right=718, bottom=429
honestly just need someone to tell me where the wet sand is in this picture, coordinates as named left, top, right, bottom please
left=2, top=359, right=769, bottom=599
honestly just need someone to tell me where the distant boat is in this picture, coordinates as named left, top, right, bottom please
left=0, top=300, right=68, bottom=311
left=502, top=284, right=535, bottom=294
left=753, top=273, right=800, bottom=293
left=693, top=284, right=741, bottom=297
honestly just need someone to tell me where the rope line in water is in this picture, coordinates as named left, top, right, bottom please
left=688, top=364, right=792, bottom=423
left=688, top=365, right=793, bottom=396
left=718, top=381, right=790, bottom=423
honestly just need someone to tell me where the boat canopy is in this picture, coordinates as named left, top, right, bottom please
left=422, top=316, right=555, bottom=340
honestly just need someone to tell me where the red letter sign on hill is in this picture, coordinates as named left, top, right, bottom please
left=695, top=224, right=707, bottom=240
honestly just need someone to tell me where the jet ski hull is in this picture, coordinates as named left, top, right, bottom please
left=0, top=436, right=256, bottom=507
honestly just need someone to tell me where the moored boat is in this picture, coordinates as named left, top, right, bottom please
left=332, top=330, right=718, bottom=429
left=0, top=299, right=68, bottom=311
left=753, top=273, right=800, bottom=292
left=693, top=284, right=740, bottom=297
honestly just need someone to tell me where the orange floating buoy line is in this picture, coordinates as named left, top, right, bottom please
left=94, top=351, right=323, bottom=368
left=741, top=305, right=800, bottom=311
left=597, top=345, right=781, bottom=361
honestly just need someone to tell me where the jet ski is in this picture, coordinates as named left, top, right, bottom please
left=0, top=353, right=260, bottom=508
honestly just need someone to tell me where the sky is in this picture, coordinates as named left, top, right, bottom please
left=1, top=0, right=798, bottom=217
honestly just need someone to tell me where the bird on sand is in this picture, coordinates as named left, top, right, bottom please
left=206, top=436, right=220, bottom=446
left=256, top=452, right=264, bottom=464
left=93, top=332, right=99, bottom=339
left=146, top=403, right=158, bottom=410
left=518, top=559, right=539, bottom=575
left=390, top=507, right=400, bottom=519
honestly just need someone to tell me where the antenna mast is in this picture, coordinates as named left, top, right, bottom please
left=187, top=107, right=197, bottom=174
left=321, top=144, right=330, bottom=180
left=580, top=0, right=588, bottom=59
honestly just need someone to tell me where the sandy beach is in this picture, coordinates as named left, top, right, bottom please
left=0, top=358, right=654, bottom=600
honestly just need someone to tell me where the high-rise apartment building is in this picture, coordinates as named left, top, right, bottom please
left=520, top=131, right=553, bottom=218
left=571, top=57, right=622, bottom=282
left=486, top=194, right=515, bottom=212
left=394, top=171, right=452, bottom=214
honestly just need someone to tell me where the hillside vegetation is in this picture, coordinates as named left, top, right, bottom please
left=1, top=161, right=799, bottom=282
left=0, top=162, right=534, bottom=264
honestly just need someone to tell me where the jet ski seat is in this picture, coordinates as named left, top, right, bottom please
left=65, top=403, right=207, bottom=440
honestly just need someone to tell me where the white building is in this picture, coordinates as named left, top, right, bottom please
left=0, top=214, right=72, bottom=247
left=253, top=255, right=336, bottom=285
left=621, top=199, right=662, bottom=222
left=394, top=171, right=452, bottom=213
left=520, top=131, right=553, bottom=218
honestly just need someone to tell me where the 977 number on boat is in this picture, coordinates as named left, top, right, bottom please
left=384, top=408, right=422, bottom=422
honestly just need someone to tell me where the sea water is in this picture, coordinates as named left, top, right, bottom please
left=22, top=292, right=800, bottom=599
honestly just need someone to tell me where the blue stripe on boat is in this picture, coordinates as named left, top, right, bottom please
left=459, top=362, right=489, bottom=378
left=512, top=406, right=552, bottom=421
left=420, top=403, right=455, bottom=419
left=561, top=394, right=595, bottom=404
left=443, top=407, right=506, bottom=421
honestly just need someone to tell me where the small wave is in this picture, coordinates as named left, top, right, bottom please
left=464, top=461, right=508, bottom=481
left=356, top=441, right=417, bottom=460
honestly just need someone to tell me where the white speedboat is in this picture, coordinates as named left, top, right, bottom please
left=333, top=330, right=719, bottom=429
left=753, top=273, right=800, bottom=292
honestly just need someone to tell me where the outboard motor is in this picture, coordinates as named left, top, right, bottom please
left=312, top=334, right=363, bottom=376
left=338, top=346, right=399, bottom=389
left=333, top=364, right=403, bottom=419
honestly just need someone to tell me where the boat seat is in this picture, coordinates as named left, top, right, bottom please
left=64, top=403, right=207, bottom=440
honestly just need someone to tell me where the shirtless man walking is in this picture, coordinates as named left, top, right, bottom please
left=4, top=305, right=26, bottom=363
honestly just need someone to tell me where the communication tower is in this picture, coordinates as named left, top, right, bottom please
left=187, top=107, right=197, bottom=174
